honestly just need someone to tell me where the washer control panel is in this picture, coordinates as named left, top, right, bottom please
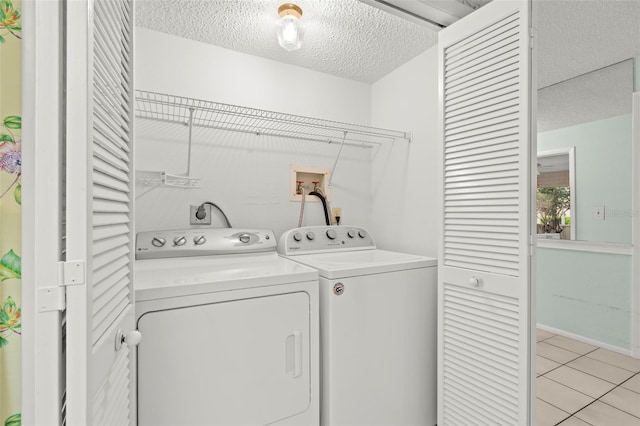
left=136, top=228, right=276, bottom=259
left=278, top=226, right=375, bottom=256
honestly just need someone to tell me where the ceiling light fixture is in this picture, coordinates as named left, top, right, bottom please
left=276, top=3, right=303, bottom=52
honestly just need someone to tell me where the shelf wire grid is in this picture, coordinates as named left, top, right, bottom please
left=135, top=90, right=411, bottom=147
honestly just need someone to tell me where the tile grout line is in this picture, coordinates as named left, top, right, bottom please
left=582, top=352, right=640, bottom=374
left=617, top=372, right=640, bottom=391
left=550, top=362, right=630, bottom=386
left=539, top=351, right=592, bottom=425
left=543, top=362, right=640, bottom=424
left=543, top=340, right=599, bottom=356
left=538, top=333, right=640, bottom=373
left=592, top=371, right=640, bottom=420
left=537, top=332, right=640, bottom=425
left=541, top=352, right=612, bottom=425
left=542, top=348, right=639, bottom=387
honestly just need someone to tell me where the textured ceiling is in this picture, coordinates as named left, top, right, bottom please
left=538, top=60, right=633, bottom=133
left=135, top=0, right=439, bottom=83
left=536, top=0, right=640, bottom=89
left=136, top=0, right=640, bottom=86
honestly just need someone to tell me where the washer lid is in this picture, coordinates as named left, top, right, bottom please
left=285, top=249, right=437, bottom=279
left=135, top=252, right=318, bottom=301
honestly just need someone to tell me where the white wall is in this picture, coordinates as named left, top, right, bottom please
left=135, top=28, right=374, bottom=237
left=136, top=29, right=371, bottom=123
left=371, top=47, right=439, bottom=257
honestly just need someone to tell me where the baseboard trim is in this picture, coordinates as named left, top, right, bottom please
left=537, top=323, right=634, bottom=358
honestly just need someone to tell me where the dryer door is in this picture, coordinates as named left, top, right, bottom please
left=137, top=291, right=311, bottom=425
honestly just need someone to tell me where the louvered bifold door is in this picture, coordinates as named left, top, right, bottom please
left=437, top=1, right=533, bottom=425
left=65, top=0, right=136, bottom=424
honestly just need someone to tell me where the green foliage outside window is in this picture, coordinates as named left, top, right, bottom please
left=537, top=187, right=571, bottom=234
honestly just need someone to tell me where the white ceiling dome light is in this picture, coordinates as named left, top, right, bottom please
left=276, top=3, right=304, bottom=52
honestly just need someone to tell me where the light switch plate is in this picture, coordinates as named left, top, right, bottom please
left=190, top=204, right=211, bottom=225
left=592, top=205, right=605, bottom=221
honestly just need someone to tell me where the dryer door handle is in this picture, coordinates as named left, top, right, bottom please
left=285, top=330, right=302, bottom=378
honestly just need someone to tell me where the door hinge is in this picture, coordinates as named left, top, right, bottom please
left=36, top=260, right=86, bottom=312
left=529, top=27, right=536, bottom=50
left=37, top=286, right=66, bottom=312
left=529, top=234, right=535, bottom=257
left=61, top=260, right=86, bottom=286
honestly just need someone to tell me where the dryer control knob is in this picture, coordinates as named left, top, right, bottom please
left=239, top=234, right=251, bottom=243
left=173, top=236, right=187, bottom=246
left=326, top=229, right=337, bottom=240
left=194, top=235, right=206, bottom=245
left=306, top=231, right=316, bottom=241
left=358, top=230, right=367, bottom=238
left=347, top=230, right=356, bottom=238
left=151, top=237, right=166, bottom=247
left=293, top=232, right=302, bottom=242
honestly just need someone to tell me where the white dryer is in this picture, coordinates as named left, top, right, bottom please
left=135, top=228, right=319, bottom=426
left=279, top=226, right=437, bottom=426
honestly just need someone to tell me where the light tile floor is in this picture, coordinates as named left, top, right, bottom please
left=536, top=329, right=640, bottom=426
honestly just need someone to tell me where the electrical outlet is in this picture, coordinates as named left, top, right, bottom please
left=190, top=204, right=211, bottom=225
left=592, top=205, right=605, bottom=221
left=331, top=207, right=342, bottom=225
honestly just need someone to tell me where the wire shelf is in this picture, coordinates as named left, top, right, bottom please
left=135, top=90, right=411, bottom=147
left=136, top=170, right=202, bottom=188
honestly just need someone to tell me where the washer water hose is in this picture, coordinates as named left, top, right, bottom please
left=308, top=191, right=330, bottom=226
left=298, top=188, right=306, bottom=228
left=196, top=201, right=233, bottom=228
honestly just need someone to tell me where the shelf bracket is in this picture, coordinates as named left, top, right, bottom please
left=328, top=131, right=348, bottom=188
left=186, top=108, right=194, bottom=176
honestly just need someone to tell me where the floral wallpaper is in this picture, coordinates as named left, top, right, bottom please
left=0, top=0, right=22, bottom=424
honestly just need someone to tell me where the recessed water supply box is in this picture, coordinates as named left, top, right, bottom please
left=289, top=165, right=331, bottom=202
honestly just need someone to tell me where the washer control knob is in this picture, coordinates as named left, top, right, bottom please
left=239, top=234, right=251, bottom=243
left=193, top=235, right=206, bottom=246
left=347, top=230, right=356, bottom=239
left=151, top=237, right=166, bottom=247
left=173, top=236, right=187, bottom=246
left=293, top=232, right=303, bottom=242
left=326, top=229, right=337, bottom=240
left=358, top=230, right=367, bottom=238
left=306, top=231, right=316, bottom=241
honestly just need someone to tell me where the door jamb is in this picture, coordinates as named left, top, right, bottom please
left=21, top=0, right=65, bottom=423
left=632, top=91, right=640, bottom=359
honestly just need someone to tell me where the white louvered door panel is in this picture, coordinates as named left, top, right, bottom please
left=437, top=1, right=534, bottom=425
left=66, top=0, right=136, bottom=424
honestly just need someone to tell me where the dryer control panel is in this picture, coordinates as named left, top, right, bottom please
left=279, top=226, right=375, bottom=256
left=136, top=228, right=276, bottom=259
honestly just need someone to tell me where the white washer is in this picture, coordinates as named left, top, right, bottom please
left=135, top=228, right=319, bottom=426
left=279, top=226, right=437, bottom=426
